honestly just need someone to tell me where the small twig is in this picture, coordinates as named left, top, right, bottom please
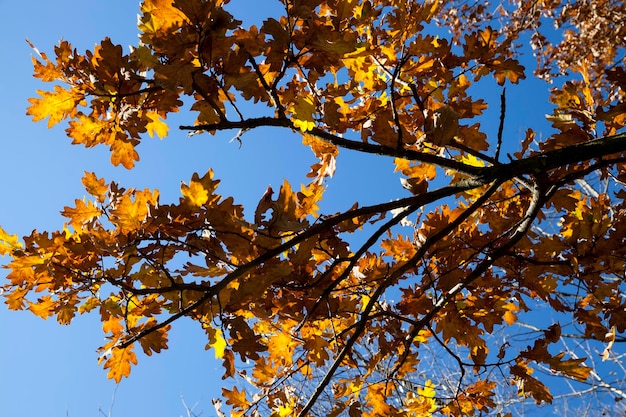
left=495, top=87, right=506, bottom=162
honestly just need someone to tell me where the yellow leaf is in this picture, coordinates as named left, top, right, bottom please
left=31, top=55, right=62, bottom=82
left=145, top=111, right=169, bottom=139
left=181, top=180, right=209, bottom=207
left=210, top=328, right=227, bottom=359
left=4, top=287, right=28, bottom=310
left=415, top=379, right=438, bottom=414
left=102, top=316, right=125, bottom=335
left=0, top=226, right=22, bottom=256
left=360, top=294, right=371, bottom=312
left=26, top=86, right=83, bottom=128
left=302, top=133, right=338, bottom=157
left=418, top=379, right=437, bottom=400
left=267, top=331, right=295, bottom=365
left=78, top=297, right=101, bottom=314
left=546, top=113, right=577, bottom=130
left=289, top=96, right=316, bottom=132
left=460, top=153, right=486, bottom=168
left=503, top=310, right=518, bottom=325
left=181, top=170, right=220, bottom=207
left=503, top=303, right=519, bottom=325
left=277, top=402, right=294, bottom=417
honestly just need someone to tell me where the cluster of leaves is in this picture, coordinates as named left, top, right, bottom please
left=4, top=0, right=626, bottom=416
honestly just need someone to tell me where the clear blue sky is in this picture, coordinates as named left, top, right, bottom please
left=0, top=2, right=556, bottom=416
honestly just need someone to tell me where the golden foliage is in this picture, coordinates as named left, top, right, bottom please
left=6, top=0, right=626, bottom=416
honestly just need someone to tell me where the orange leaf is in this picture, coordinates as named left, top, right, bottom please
left=138, top=323, right=170, bottom=356
left=66, top=115, right=112, bottom=148
left=489, top=58, right=526, bottom=85
left=550, top=354, right=591, bottom=382
left=62, top=199, right=101, bottom=230
left=222, top=386, right=249, bottom=410
left=27, top=296, right=56, bottom=319
left=27, top=86, right=84, bottom=128
left=109, top=188, right=160, bottom=233
left=102, top=344, right=138, bottom=383
left=82, top=172, right=109, bottom=203
left=110, top=138, right=140, bottom=169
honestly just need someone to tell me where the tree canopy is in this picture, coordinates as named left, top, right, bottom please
left=3, top=0, right=626, bottom=415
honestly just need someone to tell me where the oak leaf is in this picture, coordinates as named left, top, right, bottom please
left=288, top=96, right=316, bottom=132
left=138, top=322, right=170, bottom=356
left=0, top=226, right=21, bottom=256
left=62, top=199, right=101, bottom=230
left=100, top=344, right=139, bottom=383
left=27, top=86, right=84, bottom=128
left=222, top=385, right=249, bottom=411
left=27, top=296, right=56, bottom=319
left=144, top=111, right=169, bottom=139
left=81, top=172, right=109, bottom=203
left=110, top=137, right=140, bottom=169
left=205, top=326, right=228, bottom=359
left=109, top=188, right=159, bottom=232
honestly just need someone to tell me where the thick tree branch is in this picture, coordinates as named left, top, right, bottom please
left=181, top=119, right=626, bottom=180
left=180, top=117, right=485, bottom=175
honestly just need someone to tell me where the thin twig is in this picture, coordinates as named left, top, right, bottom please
left=495, top=87, right=506, bottom=162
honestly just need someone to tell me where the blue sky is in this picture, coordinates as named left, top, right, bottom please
left=0, top=1, right=559, bottom=416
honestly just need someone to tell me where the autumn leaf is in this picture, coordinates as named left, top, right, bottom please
left=30, top=53, right=62, bottom=82
left=459, top=153, right=486, bottom=168
left=144, top=111, right=169, bottom=139
left=62, top=199, right=101, bottom=230
left=26, top=86, right=84, bottom=128
left=0, top=226, right=21, bottom=256
left=101, top=344, right=139, bottom=383
left=221, top=349, right=236, bottom=379
left=66, top=115, right=112, bottom=148
left=428, top=106, right=460, bottom=146
left=138, top=322, right=170, bottom=356
left=222, top=386, right=249, bottom=411
left=109, top=188, right=160, bottom=232
left=27, top=296, right=56, bottom=319
left=205, top=326, right=228, bottom=359
left=550, top=355, right=592, bottom=381
left=288, top=96, right=316, bottom=132
left=56, top=298, right=79, bottom=325
left=181, top=180, right=209, bottom=206
left=181, top=170, right=219, bottom=207
left=82, top=172, right=109, bottom=203
left=488, top=58, right=526, bottom=85
left=110, top=137, right=140, bottom=169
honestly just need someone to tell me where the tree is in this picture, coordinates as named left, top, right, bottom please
left=2, top=0, right=626, bottom=415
